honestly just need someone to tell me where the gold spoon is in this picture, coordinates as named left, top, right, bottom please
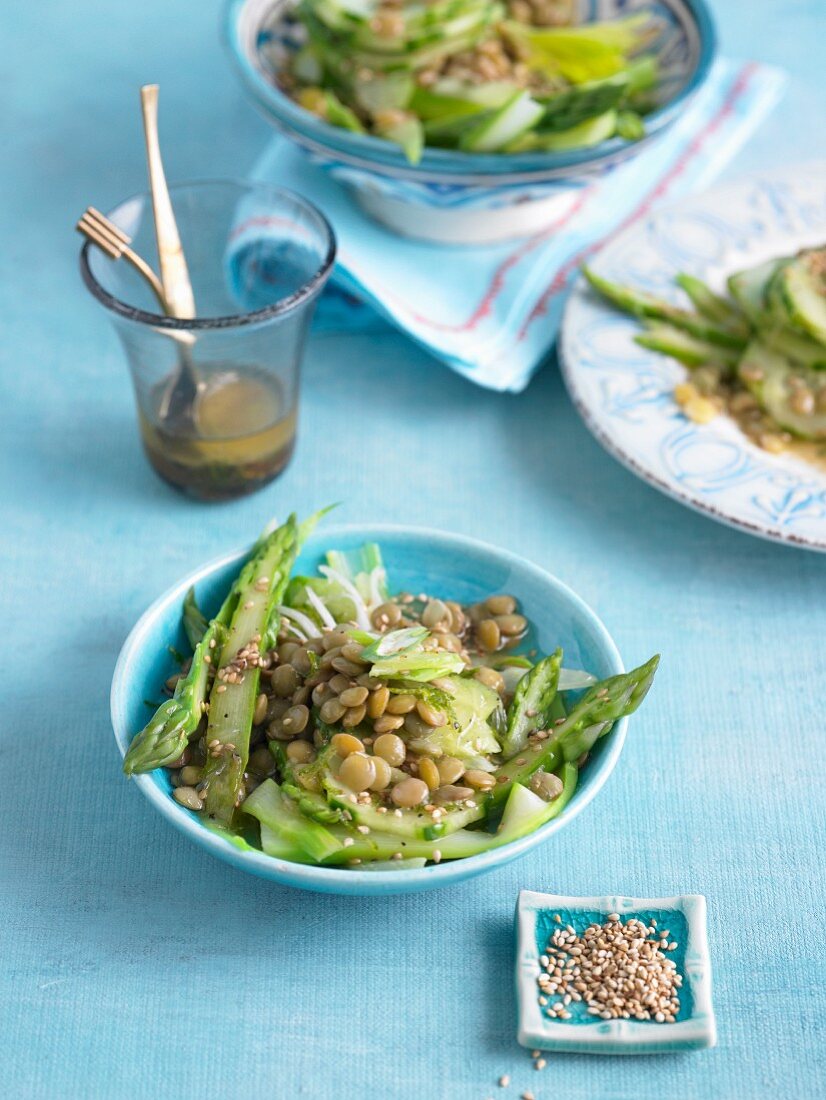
left=139, top=84, right=201, bottom=428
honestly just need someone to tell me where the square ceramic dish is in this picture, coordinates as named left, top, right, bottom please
left=516, top=890, right=716, bottom=1053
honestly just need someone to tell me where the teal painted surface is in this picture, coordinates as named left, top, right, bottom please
left=1, top=2, right=825, bottom=1099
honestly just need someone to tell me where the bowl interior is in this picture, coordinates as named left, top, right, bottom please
left=225, top=0, right=716, bottom=182
left=112, top=525, right=626, bottom=894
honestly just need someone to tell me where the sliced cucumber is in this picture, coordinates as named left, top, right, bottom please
left=259, top=823, right=315, bottom=863
left=432, top=77, right=523, bottom=110
left=496, top=765, right=577, bottom=839
left=361, top=858, right=428, bottom=871
left=354, top=71, right=414, bottom=114
left=255, top=777, right=578, bottom=867
left=727, top=259, right=783, bottom=324
left=776, top=250, right=826, bottom=346
left=374, top=115, right=424, bottom=164
left=738, top=339, right=826, bottom=440
left=761, top=326, right=826, bottom=371
left=459, top=90, right=544, bottom=153
left=507, top=110, right=617, bottom=153
left=424, top=110, right=491, bottom=144
left=410, top=87, right=481, bottom=121
left=243, top=781, right=342, bottom=863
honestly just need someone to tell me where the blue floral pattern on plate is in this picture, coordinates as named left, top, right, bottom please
left=560, top=163, right=826, bottom=551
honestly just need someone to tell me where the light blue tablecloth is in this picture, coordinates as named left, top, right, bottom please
left=1, top=3, right=824, bottom=1099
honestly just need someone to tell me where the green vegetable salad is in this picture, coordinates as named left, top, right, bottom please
left=279, top=0, right=662, bottom=162
left=124, top=512, right=659, bottom=870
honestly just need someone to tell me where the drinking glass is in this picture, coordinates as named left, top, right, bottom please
left=80, top=180, right=335, bottom=501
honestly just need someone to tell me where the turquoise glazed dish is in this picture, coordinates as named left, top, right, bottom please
left=224, top=0, right=717, bottom=242
left=516, top=890, right=716, bottom=1052
left=112, top=525, right=630, bottom=896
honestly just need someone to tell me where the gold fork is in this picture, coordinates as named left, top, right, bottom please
left=77, top=206, right=169, bottom=311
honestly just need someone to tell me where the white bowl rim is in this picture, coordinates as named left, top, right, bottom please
left=111, top=523, right=628, bottom=892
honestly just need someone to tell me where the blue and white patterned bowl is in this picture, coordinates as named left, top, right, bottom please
left=111, top=525, right=632, bottom=896
left=560, top=162, right=826, bottom=552
left=223, top=0, right=717, bottom=242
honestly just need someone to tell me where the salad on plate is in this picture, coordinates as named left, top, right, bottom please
left=123, top=512, right=658, bottom=870
left=583, top=244, right=826, bottom=467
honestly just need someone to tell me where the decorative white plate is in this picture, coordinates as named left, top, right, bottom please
left=515, top=890, right=716, bottom=1054
left=560, top=163, right=826, bottom=551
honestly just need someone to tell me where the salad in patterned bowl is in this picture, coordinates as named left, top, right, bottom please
left=224, top=0, right=716, bottom=242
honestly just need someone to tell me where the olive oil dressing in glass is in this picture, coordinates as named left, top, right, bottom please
left=80, top=180, right=335, bottom=502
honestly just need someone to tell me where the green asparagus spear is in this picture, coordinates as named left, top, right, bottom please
left=582, top=266, right=747, bottom=350
left=675, top=273, right=750, bottom=337
left=489, top=655, right=659, bottom=807
left=122, top=617, right=227, bottom=774
left=182, top=587, right=209, bottom=650
left=500, top=649, right=562, bottom=757
left=635, top=322, right=740, bottom=368
left=554, top=654, right=660, bottom=762
left=200, top=517, right=300, bottom=825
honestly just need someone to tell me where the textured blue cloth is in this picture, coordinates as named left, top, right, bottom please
left=254, top=59, right=785, bottom=391
left=1, top=2, right=825, bottom=1099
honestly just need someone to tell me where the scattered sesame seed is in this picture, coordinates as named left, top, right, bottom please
left=342, top=837, right=354, bottom=847
left=534, top=1059, right=546, bottom=1071
left=243, top=600, right=254, bottom=610
left=498, top=1076, right=510, bottom=1088
left=356, top=825, right=370, bottom=834
left=216, top=684, right=227, bottom=693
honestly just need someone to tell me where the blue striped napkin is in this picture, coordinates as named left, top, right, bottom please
left=253, top=59, right=785, bottom=392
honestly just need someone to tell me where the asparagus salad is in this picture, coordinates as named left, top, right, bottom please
left=124, top=513, right=658, bottom=870
left=583, top=246, right=826, bottom=467
left=277, top=1, right=662, bottom=162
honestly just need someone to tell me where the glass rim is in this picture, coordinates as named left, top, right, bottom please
left=79, top=178, right=337, bottom=330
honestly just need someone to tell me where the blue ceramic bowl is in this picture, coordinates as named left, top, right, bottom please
left=111, top=525, right=628, bottom=895
left=224, top=0, right=717, bottom=189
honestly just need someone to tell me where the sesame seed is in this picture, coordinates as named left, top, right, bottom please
left=536, top=914, right=682, bottom=1024
left=534, top=1059, right=546, bottom=1071
left=356, top=825, right=370, bottom=834
left=432, top=850, right=442, bottom=863
left=342, top=837, right=354, bottom=847
left=216, top=684, right=227, bottom=693
left=498, top=1076, right=509, bottom=1088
